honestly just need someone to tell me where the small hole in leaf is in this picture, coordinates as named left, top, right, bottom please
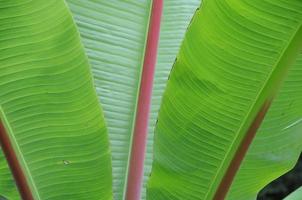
left=63, top=160, right=70, bottom=165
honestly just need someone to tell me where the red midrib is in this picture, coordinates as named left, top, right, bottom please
left=125, top=1, right=163, bottom=200
left=213, top=99, right=273, bottom=200
left=0, top=121, right=34, bottom=200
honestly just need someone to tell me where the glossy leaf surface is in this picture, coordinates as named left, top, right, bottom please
left=228, top=55, right=302, bottom=199
left=0, top=1, right=112, bottom=199
left=142, top=0, right=200, bottom=198
left=66, top=1, right=152, bottom=199
left=66, top=0, right=200, bottom=199
left=1, top=0, right=302, bottom=199
left=147, top=0, right=302, bottom=199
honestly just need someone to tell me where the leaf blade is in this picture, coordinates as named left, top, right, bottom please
left=143, top=0, right=201, bottom=199
left=147, top=1, right=302, bottom=199
left=227, top=54, right=302, bottom=200
left=65, top=1, right=152, bottom=199
left=0, top=1, right=112, bottom=199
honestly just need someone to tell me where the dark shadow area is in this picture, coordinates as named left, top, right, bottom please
left=257, top=153, right=302, bottom=200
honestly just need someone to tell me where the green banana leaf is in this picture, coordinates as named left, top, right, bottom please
left=68, top=1, right=200, bottom=199
left=1, top=0, right=302, bottom=199
left=0, top=0, right=200, bottom=199
left=285, top=187, right=302, bottom=200
left=66, top=1, right=152, bottom=199
left=227, top=56, right=302, bottom=199
left=147, top=1, right=302, bottom=200
left=0, top=152, right=18, bottom=199
left=143, top=0, right=200, bottom=198
left=0, top=1, right=112, bottom=199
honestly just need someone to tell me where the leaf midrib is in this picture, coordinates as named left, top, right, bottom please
left=205, top=23, right=302, bottom=200
left=121, top=1, right=154, bottom=200
left=0, top=106, right=41, bottom=200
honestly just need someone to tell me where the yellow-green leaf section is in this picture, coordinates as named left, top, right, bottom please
left=227, top=56, right=302, bottom=199
left=0, top=0, right=112, bottom=199
left=147, top=0, right=302, bottom=199
left=143, top=0, right=201, bottom=199
left=0, top=152, right=18, bottom=200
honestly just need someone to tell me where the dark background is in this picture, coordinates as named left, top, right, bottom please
left=258, top=154, right=302, bottom=200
